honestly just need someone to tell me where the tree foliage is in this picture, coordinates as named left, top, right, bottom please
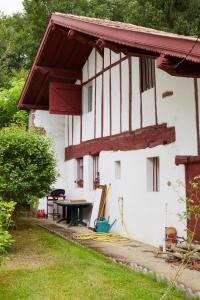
left=0, top=126, right=57, bottom=204
left=0, top=13, right=27, bottom=88
left=0, top=200, right=16, bottom=254
left=0, top=72, right=28, bottom=129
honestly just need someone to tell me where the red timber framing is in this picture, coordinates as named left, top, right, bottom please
left=82, top=55, right=128, bottom=86
left=65, top=123, right=175, bottom=161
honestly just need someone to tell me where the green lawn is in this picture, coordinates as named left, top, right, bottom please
left=0, top=221, right=196, bottom=300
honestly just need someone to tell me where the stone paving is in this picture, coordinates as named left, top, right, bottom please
left=32, top=218, right=200, bottom=298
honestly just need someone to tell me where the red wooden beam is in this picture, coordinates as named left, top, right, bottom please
left=175, top=155, right=200, bottom=165
left=34, top=66, right=82, bottom=80
left=65, top=123, right=175, bottom=160
left=19, top=104, right=49, bottom=110
left=157, top=55, right=200, bottom=77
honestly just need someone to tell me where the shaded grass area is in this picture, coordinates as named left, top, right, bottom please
left=0, top=220, right=196, bottom=300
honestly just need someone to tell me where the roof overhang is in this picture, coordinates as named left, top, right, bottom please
left=18, top=13, right=200, bottom=111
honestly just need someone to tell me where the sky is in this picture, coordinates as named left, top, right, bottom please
left=0, top=0, right=24, bottom=15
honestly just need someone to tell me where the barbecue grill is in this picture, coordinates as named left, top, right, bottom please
left=46, top=188, right=66, bottom=219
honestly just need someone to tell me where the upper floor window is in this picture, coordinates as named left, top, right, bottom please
left=140, top=58, right=155, bottom=92
left=87, top=84, right=93, bottom=112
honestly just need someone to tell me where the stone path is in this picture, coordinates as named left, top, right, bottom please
left=32, top=218, right=200, bottom=298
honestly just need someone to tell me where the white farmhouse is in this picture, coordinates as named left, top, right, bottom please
left=18, top=14, right=200, bottom=247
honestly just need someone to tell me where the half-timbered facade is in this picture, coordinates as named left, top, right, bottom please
left=19, top=14, right=200, bottom=246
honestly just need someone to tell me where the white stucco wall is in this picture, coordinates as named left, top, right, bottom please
left=33, top=110, right=65, bottom=212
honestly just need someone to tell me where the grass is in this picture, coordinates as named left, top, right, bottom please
left=0, top=220, right=196, bottom=300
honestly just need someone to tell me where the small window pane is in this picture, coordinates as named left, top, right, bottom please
left=140, top=58, right=155, bottom=92
left=77, top=157, right=83, bottom=188
left=115, top=161, right=121, bottom=179
left=88, top=85, right=93, bottom=112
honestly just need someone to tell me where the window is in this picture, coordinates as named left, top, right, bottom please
left=87, top=85, right=93, bottom=112
left=140, top=58, right=155, bottom=92
left=93, top=155, right=100, bottom=189
left=147, top=157, right=160, bottom=192
left=115, top=161, right=121, bottom=179
left=76, top=157, right=83, bottom=187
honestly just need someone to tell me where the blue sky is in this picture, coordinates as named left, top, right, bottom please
left=0, top=0, right=24, bottom=15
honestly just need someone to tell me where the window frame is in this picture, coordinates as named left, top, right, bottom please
left=147, top=156, right=160, bottom=192
left=76, top=157, right=84, bottom=188
left=93, top=154, right=100, bottom=189
left=115, top=160, right=121, bottom=180
left=87, top=84, right=93, bottom=113
left=140, top=57, right=155, bottom=93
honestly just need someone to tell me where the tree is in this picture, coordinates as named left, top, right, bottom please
left=0, top=71, right=28, bottom=129
left=0, top=126, right=57, bottom=204
left=0, top=13, right=27, bottom=88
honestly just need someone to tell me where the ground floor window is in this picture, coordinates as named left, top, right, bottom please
left=147, top=157, right=160, bottom=192
left=115, top=160, right=121, bottom=179
left=93, top=154, right=100, bottom=189
left=76, top=157, right=83, bottom=187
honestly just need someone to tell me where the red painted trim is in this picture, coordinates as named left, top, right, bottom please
left=101, top=55, right=104, bottom=137
left=65, top=123, right=175, bottom=161
left=94, top=49, right=97, bottom=139
left=68, top=116, right=70, bottom=146
left=82, top=56, right=128, bottom=86
left=128, top=57, right=132, bottom=131
left=52, top=14, right=200, bottom=63
left=20, top=104, right=48, bottom=110
left=139, top=59, right=143, bottom=128
left=18, top=23, right=53, bottom=109
left=154, top=62, right=158, bottom=125
left=175, top=155, right=200, bottom=165
left=109, top=50, right=112, bottom=135
left=34, top=66, right=82, bottom=80
left=194, top=78, right=200, bottom=155
left=119, top=54, right=122, bottom=133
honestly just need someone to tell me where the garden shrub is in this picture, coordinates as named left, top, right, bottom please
left=0, top=125, right=57, bottom=204
left=0, top=200, right=16, bottom=254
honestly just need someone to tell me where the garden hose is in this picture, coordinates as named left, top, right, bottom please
left=74, top=232, right=129, bottom=242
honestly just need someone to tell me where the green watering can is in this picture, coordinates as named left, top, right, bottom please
left=94, top=217, right=117, bottom=233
